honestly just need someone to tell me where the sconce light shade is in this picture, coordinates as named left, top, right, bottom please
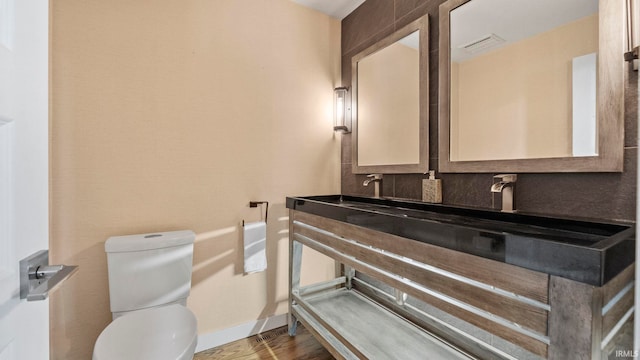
left=334, top=87, right=351, bottom=133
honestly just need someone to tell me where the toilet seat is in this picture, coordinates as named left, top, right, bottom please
left=93, top=304, right=197, bottom=360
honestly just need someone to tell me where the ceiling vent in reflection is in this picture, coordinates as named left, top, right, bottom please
left=459, top=33, right=505, bottom=54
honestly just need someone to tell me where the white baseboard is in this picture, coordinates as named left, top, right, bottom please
left=195, top=313, right=289, bottom=353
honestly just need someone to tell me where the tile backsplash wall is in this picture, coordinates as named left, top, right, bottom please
left=340, top=0, right=638, bottom=222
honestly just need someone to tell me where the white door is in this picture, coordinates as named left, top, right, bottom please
left=0, top=0, right=50, bottom=359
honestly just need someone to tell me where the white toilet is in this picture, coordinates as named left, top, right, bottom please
left=93, top=230, right=198, bottom=360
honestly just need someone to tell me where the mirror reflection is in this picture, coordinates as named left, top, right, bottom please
left=450, top=0, right=598, bottom=162
left=352, top=14, right=429, bottom=174
left=358, top=31, right=420, bottom=166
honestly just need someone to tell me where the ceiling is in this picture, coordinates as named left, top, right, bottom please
left=291, top=0, right=366, bottom=19
left=451, top=0, right=598, bottom=62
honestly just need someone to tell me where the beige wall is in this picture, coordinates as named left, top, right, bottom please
left=358, top=42, right=419, bottom=166
left=49, top=1, right=341, bottom=358
left=451, top=14, right=598, bottom=161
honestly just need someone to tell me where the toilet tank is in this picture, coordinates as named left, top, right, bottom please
left=105, top=230, right=195, bottom=317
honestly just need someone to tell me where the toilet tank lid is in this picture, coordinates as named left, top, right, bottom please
left=105, top=230, right=195, bottom=253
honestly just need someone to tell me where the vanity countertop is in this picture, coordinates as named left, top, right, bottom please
left=286, top=195, right=635, bottom=286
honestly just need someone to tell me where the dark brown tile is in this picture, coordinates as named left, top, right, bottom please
left=428, top=10, right=440, bottom=51
left=428, top=50, right=439, bottom=106
left=624, top=67, right=638, bottom=148
left=342, top=0, right=394, bottom=54
left=342, top=164, right=374, bottom=196
left=394, top=0, right=430, bottom=21
left=341, top=54, right=351, bottom=89
left=341, top=132, right=352, bottom=165
left=440, top=173, right=494, bottom=209
left=342, top=24, right=395, bottom=62
left=394, top=174, right=423, bottom=200
left=394, top=2, right=431, bottom=31
left=429, top=103, right=439, bottom=160
left=516, top=147, right=636, bottom=222
left=429, top=157, right=439, bottom=168
left=382, top=174, right=395, bottom=197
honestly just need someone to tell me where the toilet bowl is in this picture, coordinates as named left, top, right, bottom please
left=93, top=304, right=197, bottom=360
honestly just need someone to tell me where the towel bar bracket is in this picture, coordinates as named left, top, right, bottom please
left=247, top=201, right=269, bottom=224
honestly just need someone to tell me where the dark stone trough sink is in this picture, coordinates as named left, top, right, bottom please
left=286, top=195, right=635, bottom=286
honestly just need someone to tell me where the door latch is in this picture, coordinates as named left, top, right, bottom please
left=19, top=250, right=78, bottom=301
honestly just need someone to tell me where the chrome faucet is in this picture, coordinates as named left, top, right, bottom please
left=491, top=174, right=517, bottom=213
left=363, top=174, right=383, bottom=198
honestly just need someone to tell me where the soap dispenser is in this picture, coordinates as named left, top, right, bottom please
left=422, top=170, right=442, bottom=203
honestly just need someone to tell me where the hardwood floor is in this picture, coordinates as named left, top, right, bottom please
left=194, top=325, right=334, bottom=360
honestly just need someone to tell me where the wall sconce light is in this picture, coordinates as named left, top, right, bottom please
left=334, top=87, right=351, bottom=133
left=624, top=0, right=639, bottom=69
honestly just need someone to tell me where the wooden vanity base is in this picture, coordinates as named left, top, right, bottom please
left=288, top=210, right=635, bottom=359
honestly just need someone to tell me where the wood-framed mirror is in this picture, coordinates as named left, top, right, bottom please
left=438, top=0, right=625, bottom=173
left=351, top=14, right=429, bottom=174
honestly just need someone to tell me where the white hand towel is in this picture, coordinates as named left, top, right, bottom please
left=243, top=221, right=267, bottom=274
